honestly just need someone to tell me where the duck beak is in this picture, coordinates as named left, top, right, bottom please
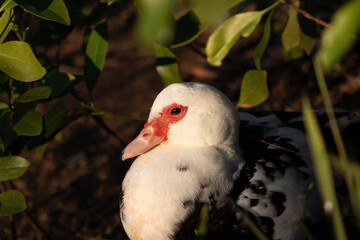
left=121, top=126, right=166, bottom=160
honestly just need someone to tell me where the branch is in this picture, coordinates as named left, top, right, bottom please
left=239, top=132, right=310, bottom=158
left=8, top=181, right=49, bottom=239
left=80, top=102, right=147, bottom=121
left=10, top=215, right=17, bottom=240
left=23, top=210, right=49, bottom=239
left=284, top=1, right=330, bottom=27
left=91, top=115, right=126, bottom=148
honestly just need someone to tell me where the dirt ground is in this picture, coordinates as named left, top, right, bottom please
left=1, top=3, right=360, bottom=240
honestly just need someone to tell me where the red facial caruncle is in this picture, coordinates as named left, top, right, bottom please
left=121, top=103, right=188, bottom=160
left=145, top=103, right=188, bottom=139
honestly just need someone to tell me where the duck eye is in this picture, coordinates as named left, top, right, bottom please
left=170, top=107, right=182, bottom=116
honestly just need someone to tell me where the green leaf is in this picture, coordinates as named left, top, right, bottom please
left=84, top=21, right=108, bottom=92
left=0, top=0, right=18, bottom=12
left=297, top=13, right=316, bottom=55
left=11, top=80, right=27, bottom=100
left=42, top=70, right=77, bottom=99
left=318, top=0, right=360, bottom=72
left=154, top=43, right=181, bottom=85
left=281, top=9, right=299, bottom=51
left=12, top=109, right=42, bottom=136
left=191, top=0, right=243, bottom=31
left=0, top=190, right=27, bottom=216
left=14, top=0, right=70, bottom=25
left=16, top=86, right=51, bottom=103
left=0, top=8, right=15, bottom=44
left=205, top=11, right=264, bottom=66
left=136, top=0, right=176, bottom=46
left=281, top=8, right=315, bottom=57
left=237, top=70, right=268, bottom=108
left=302, top=97, right=348, bottom=240
left=44, top=99, right=68, bottom=138
left=195, top=204, right=209, bottom=239
left=0, top=41, right=46, bottom=82
left=254, top=11, right=272, bottom=70
left=0, top=102, right=8, bottom=110
left=171, top=0, right=244, bottom=47
left=286, top=47, right=304, bottom=60
left=0, top=156, right=30, bottom=181
left=171, top=11, right=201, bottom=47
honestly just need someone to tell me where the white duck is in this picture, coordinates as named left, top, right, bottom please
left=120, top=82, right=241, bottom=240
left=120, top=82, right=357, bottom=240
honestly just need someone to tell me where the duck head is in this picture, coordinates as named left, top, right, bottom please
left=122, top=82, right=239, bottom=160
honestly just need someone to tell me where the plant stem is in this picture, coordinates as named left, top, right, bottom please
left=23, top=210, right=49, bottom=239
left=10, top=215, right=17, bottom=240
left=313, top=57, right=348, bottom=163
left=20, top=10, right=27, bottom=41
left=314, top=56, right=360, bottom=222
left=0, top=181, right=6, bottom=192
left=80, top=102, right=147, bottom=121
left=223, top=196, right=268, bottom=240
left=239, top=132, right=310, bottom=157
left=8, top=180, right=49, bottom=239
left=91, top=115, right=126, bottom=148
left=302, top=97, right=348, bottom=240
left=261, top=0, right=282, bottom=14
left=282, top=0, right=330, bottom=27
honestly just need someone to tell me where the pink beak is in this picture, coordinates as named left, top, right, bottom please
left=121, top=126, right=166, bottom=160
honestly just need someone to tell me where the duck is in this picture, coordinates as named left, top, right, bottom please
left=119, top=82, right=359, bottom=240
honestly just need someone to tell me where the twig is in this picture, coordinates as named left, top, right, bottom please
left=9, top=179, right=15, bottom=189
left=284, top=1, right=330, bottom=27
left=23, top=210, right=49, bottom=239
left=80, top=102, right=147, bottom=121
left=0, top=181, right=6, bottom=192
left=9, top=181, right=49, bottom=239
left=239, top=132, right=311, bottom=158
left=91, top=115, right=126, bottom=148
left=70, top=91, right=144, bottom=147
left=10, top=215, right=17, bottom=240
left=56, top=42, right=61, bottom=68
left=6, top=181, right=18, bottom=240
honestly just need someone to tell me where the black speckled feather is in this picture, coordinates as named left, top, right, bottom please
left=175, top=110, right=360, bottom=240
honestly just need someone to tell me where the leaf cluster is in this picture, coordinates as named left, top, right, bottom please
left=137, top=0, right=360, bottom=107
left=0, top=0, right=110, bottom=217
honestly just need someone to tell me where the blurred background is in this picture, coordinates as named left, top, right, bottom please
left=1, top=0, right=359, bottom=239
